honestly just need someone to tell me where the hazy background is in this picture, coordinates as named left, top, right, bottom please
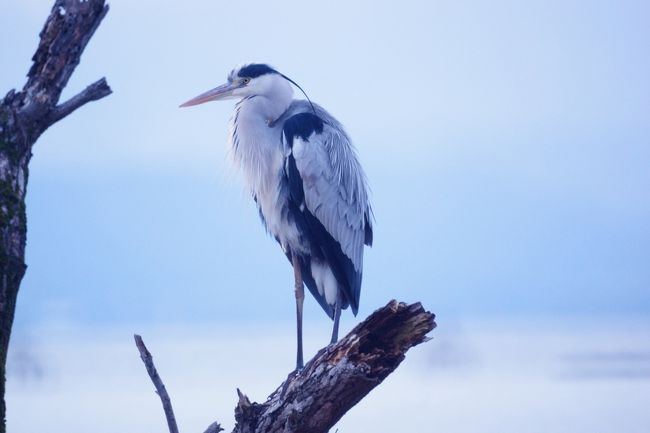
left=2, top=0, right=649, bottom=432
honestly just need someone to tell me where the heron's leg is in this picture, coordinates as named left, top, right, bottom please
left=292, top=254, right=304, bottom=370
left=330, top=290, right=343, bottom=344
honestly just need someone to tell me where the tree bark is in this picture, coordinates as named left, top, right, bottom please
left=231, top=300, right=435, bottom=433
left=136, top=300, right=436, bottom=433
left=0, top=1, right=111, bottom=431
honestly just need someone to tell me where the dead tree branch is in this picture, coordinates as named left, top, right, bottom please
left=134, top=335, right=182, bottom=433
left=45, top=78, right=112, bottom=125
left=135, top=300, right=435, bottom=433
left=0, top=1, right=111, bottom=431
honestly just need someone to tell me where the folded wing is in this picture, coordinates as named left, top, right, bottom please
left=282, top=111, right=372, bottom=315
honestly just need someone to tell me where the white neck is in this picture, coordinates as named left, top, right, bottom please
left=228, top=76, right=293, bottom=194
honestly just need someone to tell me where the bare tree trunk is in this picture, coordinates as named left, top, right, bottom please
left=0, top=1, right=111, bottom=431
left=137, top=300, right=436, bottom=433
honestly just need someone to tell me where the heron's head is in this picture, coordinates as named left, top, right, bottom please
left=180, top=63, right=293, bottom=107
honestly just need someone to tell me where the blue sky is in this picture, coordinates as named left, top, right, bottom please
left=2, top=0, right=649, bottom=331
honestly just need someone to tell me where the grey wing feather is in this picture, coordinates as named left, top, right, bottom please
left=287, top=105, right=373, bottom=273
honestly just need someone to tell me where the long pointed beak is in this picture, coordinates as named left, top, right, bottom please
left=179, top=82, right=239, bottom=108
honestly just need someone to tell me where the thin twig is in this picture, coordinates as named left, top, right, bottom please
left=134, top=334, right=180, bottom=433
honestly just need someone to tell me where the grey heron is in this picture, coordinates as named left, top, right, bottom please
left=180, top=64, right=373, bottom=370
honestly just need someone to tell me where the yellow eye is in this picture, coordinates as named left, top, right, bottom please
left=242, top=78, right=251, bottom=85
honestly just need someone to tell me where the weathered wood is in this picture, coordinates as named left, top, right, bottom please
left=230, top=300, right=435, bottom=433
left=134, top=335, right=183, bottom=433
left=136, top=300, right=435, bottom=433
left=0, top=1, right=111, bottom=431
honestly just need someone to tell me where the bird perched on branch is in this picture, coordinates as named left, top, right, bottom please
left=180, top=63, right=373, bottom=370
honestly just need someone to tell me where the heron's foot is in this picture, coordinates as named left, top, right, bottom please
left=279, top=365, right=303, bottom=399
left=290, top=366, right=302, bottom=378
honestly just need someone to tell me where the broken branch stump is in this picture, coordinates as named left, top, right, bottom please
left=135, top=300, right=435, bottom=433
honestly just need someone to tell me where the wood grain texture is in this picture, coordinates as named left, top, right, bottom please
left=136, top=300, right=435, bottom=433
left=230, top=300, right=435, bottom=433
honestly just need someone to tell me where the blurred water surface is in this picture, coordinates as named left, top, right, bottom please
left=7, top=315, right=650, bottom=433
